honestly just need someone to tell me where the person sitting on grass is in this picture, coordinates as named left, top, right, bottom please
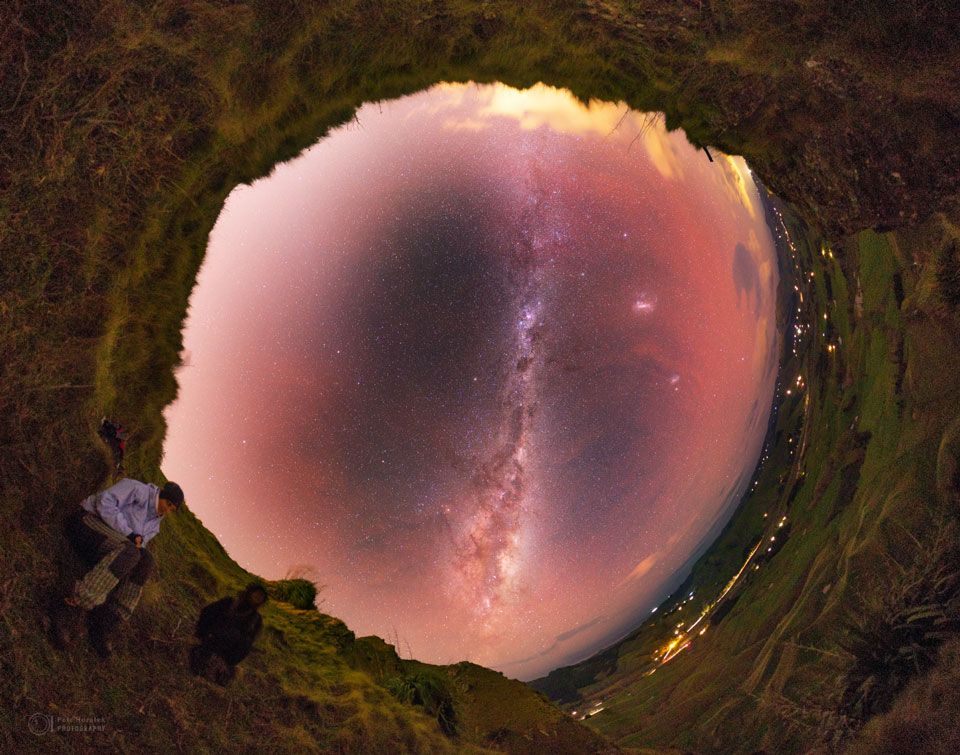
left=190, top=583, right=268, bottom=686
left=52, top=478, right=184, bottom=657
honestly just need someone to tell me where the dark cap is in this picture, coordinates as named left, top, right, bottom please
left=160, top=481, right=185, bottom=508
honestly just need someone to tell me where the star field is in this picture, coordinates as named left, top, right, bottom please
left=164, top=83, right=779, bottom=680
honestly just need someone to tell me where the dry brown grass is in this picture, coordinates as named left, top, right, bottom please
left=3, top=0, right=960, bottom=751
left=848, top=639, right=960, bottom=755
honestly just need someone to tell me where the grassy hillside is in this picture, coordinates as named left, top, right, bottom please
left=2, top=0, right=959, bottom=752
left=532, top=206, right=960, bottom=751
left=2, top=471, right=616, bottom=752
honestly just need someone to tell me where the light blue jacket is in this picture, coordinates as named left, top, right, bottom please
left=81, top=478, right=164, bottom=544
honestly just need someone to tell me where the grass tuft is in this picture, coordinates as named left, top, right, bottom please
left=839, top=520, right=960, bottom=724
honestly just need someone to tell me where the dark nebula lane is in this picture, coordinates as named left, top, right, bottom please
left=164, top=82, right=780, bottom=680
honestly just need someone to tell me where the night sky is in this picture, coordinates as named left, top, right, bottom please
left=164, top=83, right=779, bottom=680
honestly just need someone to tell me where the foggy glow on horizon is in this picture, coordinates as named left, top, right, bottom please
left=163, top=82, right=779, bottom=680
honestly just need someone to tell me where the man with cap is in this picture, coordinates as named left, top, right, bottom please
left=53, top=478, right=184, bottom=656
left=190, top=583, right=269, bottom=685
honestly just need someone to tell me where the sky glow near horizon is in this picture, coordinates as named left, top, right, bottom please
left=163, top=82, right=779, bottom=680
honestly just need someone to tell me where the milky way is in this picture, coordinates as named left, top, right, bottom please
left=164, top=83, right=780, bottom=679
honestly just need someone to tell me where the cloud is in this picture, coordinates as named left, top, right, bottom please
left=717, top=155, right=758, bottom=219
left=640, top=119, right=685, bottom=180
left=437, top=82, right=690, bottom=180
left=555, top=615, right=606, bottom=643
left=733, top=242, right=762, bottom=316
left=500, top=615, right=609, bottom=668
left=618, top=553, right=658, bottom=588
left=476, top=83, right=625, bottom=135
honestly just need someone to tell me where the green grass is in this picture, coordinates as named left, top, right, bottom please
left=3, top=0, right=960, bottom=752
left=1, top=466, right=613, bottom=753
left=535, top=206, right=960, bottom=752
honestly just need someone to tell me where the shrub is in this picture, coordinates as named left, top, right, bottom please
left=386, top=672, right=458, bottom=737
left=761, top=520, right=960, bottom=749
left=839, top=521, right=960, bottom=723
left=270, top=578, right=318, bottom=610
